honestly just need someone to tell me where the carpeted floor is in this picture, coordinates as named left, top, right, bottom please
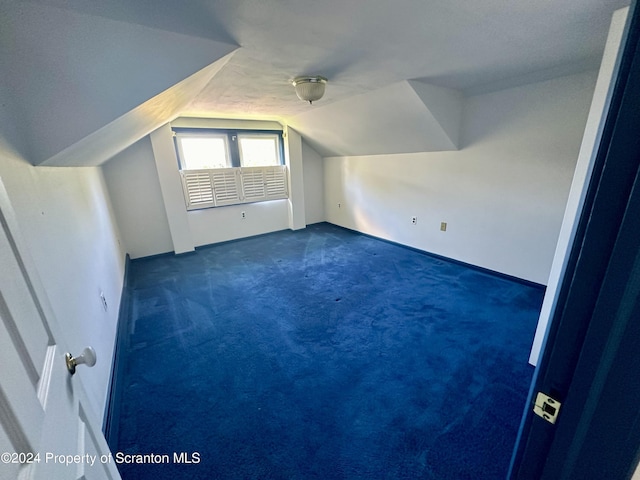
left=114, top=222, right=544, bottom=479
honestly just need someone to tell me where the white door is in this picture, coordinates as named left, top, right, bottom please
left=0, top=184, right=121, bottom=480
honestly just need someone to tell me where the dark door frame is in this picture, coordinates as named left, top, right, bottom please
left=509, top=2, right=640, bottom=478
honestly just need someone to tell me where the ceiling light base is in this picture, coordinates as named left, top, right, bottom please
left=292, top=76, right=328, bottom=104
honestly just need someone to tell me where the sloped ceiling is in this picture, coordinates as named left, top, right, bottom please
left=0, top=1, right=238, bottom=165
left=287, top=81, right=463, bottom=157
left=0, top=0, right=629, bottom=165
left=40, top=54, right=235, bottom=167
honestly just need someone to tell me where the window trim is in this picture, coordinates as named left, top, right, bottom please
left=173, top=127, right=285, bottom=169
left=172, top=127, right=288, bottom=211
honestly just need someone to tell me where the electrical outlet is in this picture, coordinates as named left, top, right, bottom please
left=411, top=216, right=417, bottom=225
left=241, top=211, right=246, bottom=219
left=100, top=292, right=108, bottom=312
left=440, top=222, right=447, bottom=232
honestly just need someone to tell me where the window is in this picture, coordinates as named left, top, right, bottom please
left=177, top=134, right=230, bottom=169
left=173, top=128, right=288, bottom=210
left=237, top=134, right=280, bottom=167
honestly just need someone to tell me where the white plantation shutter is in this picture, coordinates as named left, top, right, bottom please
left=211, top=169, right=241, bottom=206
left=181, top=166, right=288, bottom=210
left=181, top=171, right=215, bottom=209
left=240, top=168, right=266, bottom=201
left=264, top=166, right=288, bottom=199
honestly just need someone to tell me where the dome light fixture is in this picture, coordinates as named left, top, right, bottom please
left=292, top=75, right=328, bottom=104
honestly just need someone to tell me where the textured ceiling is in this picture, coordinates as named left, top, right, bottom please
left=4, top=0, right=630, bottom=163
left=30, top=0, right=628, bottom=121
left=186, top=0, right=629, bottom=120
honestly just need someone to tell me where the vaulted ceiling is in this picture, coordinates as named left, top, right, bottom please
left=0, top=0, right=629, bottom=165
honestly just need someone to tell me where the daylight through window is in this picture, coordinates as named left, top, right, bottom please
left=177, top=135, right=230, bottom=170
left=173, top=128, right=288, bottom=210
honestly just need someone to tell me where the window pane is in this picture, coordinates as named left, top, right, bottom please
left=178, top=136, right=229, bottom=169
left=238, top=135, right=280, bottom=167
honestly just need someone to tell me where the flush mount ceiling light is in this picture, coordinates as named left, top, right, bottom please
left=292, top=76, right=328, bottom=104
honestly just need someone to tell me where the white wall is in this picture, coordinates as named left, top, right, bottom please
left=149, top=124, right=196, bottom=254
left=529, top=7, right=629, bottom=365
left=187, top=200, right=290, bottom=246
left=0, top=102, right=125, bottom=418
left=302, top=139, right=325, bottom=224
left=633, top=460, right=640, bottom=480
left=324, top=70, right=597, bottom=284
left=283, top=126, right=306, bottom=230
left=102, top=137, right=174, bottom=258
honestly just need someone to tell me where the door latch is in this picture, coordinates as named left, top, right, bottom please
left=533, top=392, right=561, bottom=424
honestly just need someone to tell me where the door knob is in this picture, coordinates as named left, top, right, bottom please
left=65, top=347, right=96, bottom=375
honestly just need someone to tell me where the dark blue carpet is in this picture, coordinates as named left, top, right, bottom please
left=114, top=222, right=543, bottom=479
